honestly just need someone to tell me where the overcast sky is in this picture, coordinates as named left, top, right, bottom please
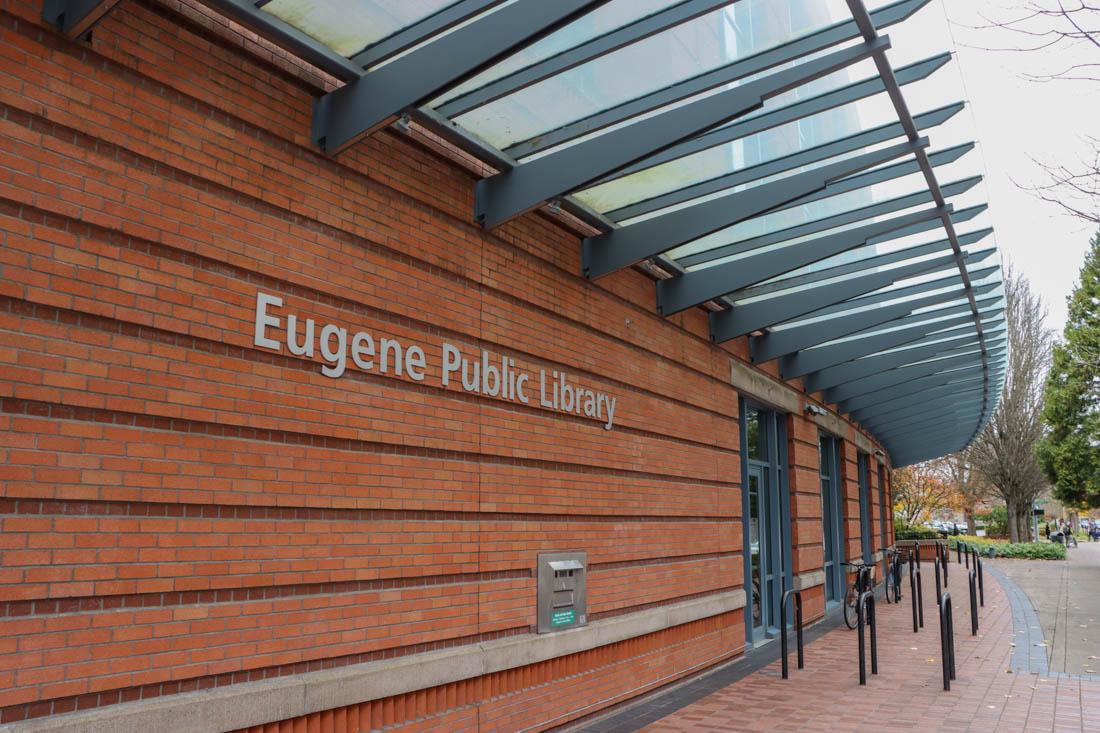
left=930, top=0, right=1097, bottom=333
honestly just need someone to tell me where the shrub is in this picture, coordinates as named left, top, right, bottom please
left=995, top=542, right=1067, bottom=560
left=948, top=535, right=1066, bottom=560
left=977, top=506, right=1009, bottom=538
left=896, top=526, right=941, bottom=540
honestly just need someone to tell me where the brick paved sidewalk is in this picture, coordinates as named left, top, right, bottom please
left=587, top=566, right=1100, bottom=733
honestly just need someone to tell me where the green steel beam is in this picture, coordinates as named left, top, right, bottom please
left=477, top=38, right=891, bottom=230
left=312, top=0, right=610, bottom=154
left=739, top=226, right=992, bottom=309
left=678, top=183, right=984, bottom=269
left=503, top=0, right=936, bottom=160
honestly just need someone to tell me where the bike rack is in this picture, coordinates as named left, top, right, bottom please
left=857, top=590, right=877, bottom=685
left=882, top=554, right=892, bottom=605
left=939, top=591, right=955, bottom=691
left=933, top=546, right=944, bottom=607
left=892, top=551, right=902, bottom=602
left=908, top=551, right=919, bottom=633
left=780, top=588, right=804, bottom=679
left=940, top=541, right=948, bottom=585
left=968, top=567, right=979, bottom=635
left=884, top=551, right=901, bottom=605
left=977, top=555, right=984, bottom=607
left=914, top=547, right=924, bottom=629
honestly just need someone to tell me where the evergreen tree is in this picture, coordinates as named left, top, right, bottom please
left=1038, top=231, right=1100, bottom=507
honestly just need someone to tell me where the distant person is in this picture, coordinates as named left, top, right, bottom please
left=1045, top=522, right=1052, bottom=539
left=952, top=522, right=959, bottom=536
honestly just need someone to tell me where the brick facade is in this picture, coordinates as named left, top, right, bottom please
left=0, top=1, right=891, bottom=729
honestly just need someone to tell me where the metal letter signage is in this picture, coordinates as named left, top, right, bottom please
left=252, top=292, right=619, bottom=430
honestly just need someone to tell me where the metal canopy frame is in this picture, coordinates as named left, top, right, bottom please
left=842, top=0, right=995, bottom=453
left=751, top=281, right=999, bottom=364
left=582, top=130, right=919, bottom=279
left=710, top=251, right=995, bottom=341
left=780, top=298, right=1004, bottom=379
left=597, top=52, right=954, bottom=190
left=805, top=321, right=1004, bottom=393
left=435, top=0, right=736, bottom=118
left=666, top=205, right=945, bottom=319
left=825, top=344, right=1005, bottom=404
left=737, top=227, right=992, bottom=303
left=607, top=104, right=966, bottom=223
left=42, top=0, right=120, bottom=37
left=476, top=38, right=891, bottom=229
left=350, top=0, right=508, bottom=70
left=841, top=364, right=988, bottom=414
left=312, top=0, right=611, bottom=154
left=794, top=262, right=998, bottom=322
left=155, top=0, right=1006, bottom=465
left=676, top=184, right=985, bottom=270
left=501, top=0, right=934, bottom=160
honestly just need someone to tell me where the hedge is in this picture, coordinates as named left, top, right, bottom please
left=896, top=526, right=941, bottom=540
left=948, top=535, right=1066, bottom=560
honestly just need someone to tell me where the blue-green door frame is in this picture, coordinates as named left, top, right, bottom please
left=739, top=399, right=792, bottom=644
left=819, top=433, right=846, bottom=606
left=858, top=452, right=873, bottom=564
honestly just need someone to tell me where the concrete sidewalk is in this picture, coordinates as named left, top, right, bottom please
left=992, top=542, right=1100, bottom=676
left=576, top=557, right=1100, bottom=732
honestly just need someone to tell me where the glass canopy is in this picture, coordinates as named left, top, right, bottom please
left=245, top=0, right=1005, bottom=466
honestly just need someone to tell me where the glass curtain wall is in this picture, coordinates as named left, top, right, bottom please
left=719, top=1, right=873, bottom=264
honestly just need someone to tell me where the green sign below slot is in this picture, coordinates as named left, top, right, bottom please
left=550, top=609, right=576, bottom=627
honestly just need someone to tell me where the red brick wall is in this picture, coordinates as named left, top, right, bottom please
left=0, top=0, right=886, bottom=728
left=788, top=414, right=825, bottom=622
left=228, top=613, right=742, bottom=733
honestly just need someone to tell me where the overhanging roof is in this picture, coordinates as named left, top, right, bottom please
left=63, top=0, right=1006, bottom=466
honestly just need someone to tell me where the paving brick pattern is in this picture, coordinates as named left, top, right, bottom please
left=989, top=564, right=1052, bottom=676
left=581, top=567, right=1100, bottom=732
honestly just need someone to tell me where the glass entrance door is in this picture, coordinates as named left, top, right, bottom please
left=747, top=463, right=770, bottom=637
left=743, top=403, right=787, bottom=641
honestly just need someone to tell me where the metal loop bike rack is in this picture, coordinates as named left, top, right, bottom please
left=968, top=566, right=979, bottom=635
left=976, top=555, right=984, bottom=607
left=939, top=591, right=955, bottom=690
left=934, top=545, right=944, bottom=607
left=780, top=588, right=804, bottom=680
left=908, top=550, right=919, bottom=633
left=884, top=549, right=902, bottom=605
left=857, top=590, right=877, bottom=685
left=940, top=540, right=948, bottom=585
left=914, top=545, right=924, bottom=629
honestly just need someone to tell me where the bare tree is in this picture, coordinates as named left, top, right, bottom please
left=969, top=267, right=1053, bottom=542
left=933, top=449, right=994, bottom=533
left=967, top=1, right=1100, bottom=223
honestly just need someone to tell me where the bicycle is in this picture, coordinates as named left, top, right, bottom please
left=842, top=561, right=875, bottom=630
left=883, top=546, right=904, bottom=604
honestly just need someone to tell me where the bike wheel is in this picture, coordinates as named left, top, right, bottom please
left=889, top=573, right=901, bottom=603
left=843, top=584, right=859, bottom=629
